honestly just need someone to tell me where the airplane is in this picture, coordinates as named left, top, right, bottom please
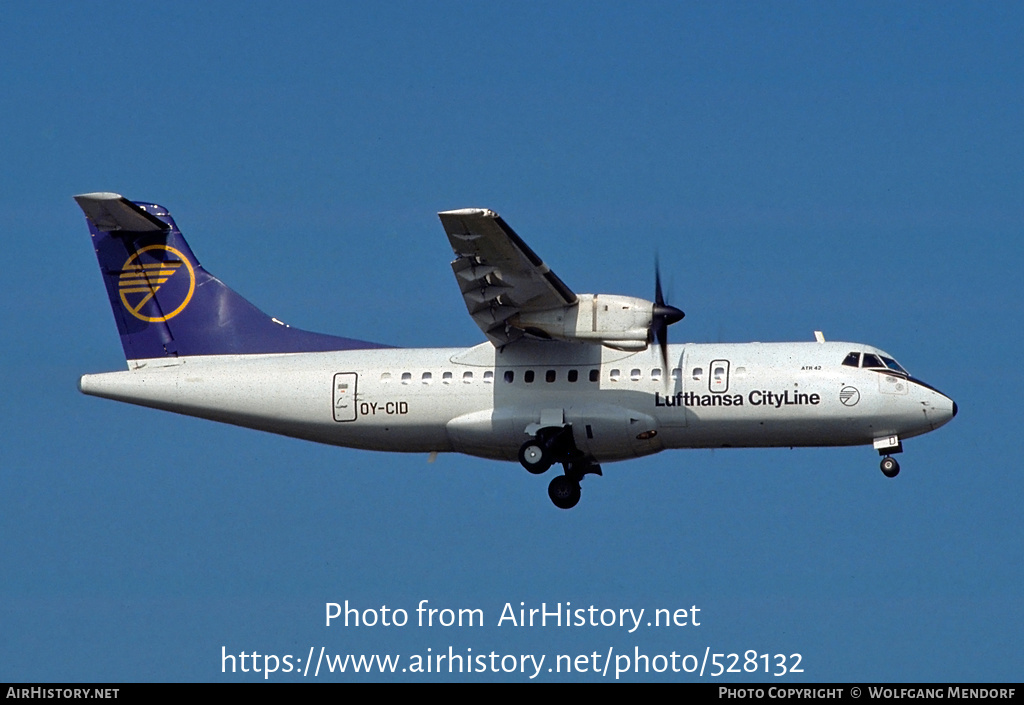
left=74, top=192, right=957, bottom=509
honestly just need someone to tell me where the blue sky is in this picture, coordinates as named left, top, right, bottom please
left=2, top=2, right=1021, bottom=682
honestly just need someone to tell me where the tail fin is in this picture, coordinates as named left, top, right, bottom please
left=75, top=193, right=388, bottom=364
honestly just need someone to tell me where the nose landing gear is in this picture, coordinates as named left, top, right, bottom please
left=880, top=456, right=900, bottom=478
left=875, top=436, right=903, bottom=479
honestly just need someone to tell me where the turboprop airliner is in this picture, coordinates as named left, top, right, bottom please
left=75, top=193, right=957, bottom=509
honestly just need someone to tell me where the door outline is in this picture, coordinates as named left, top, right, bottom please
left=333, top=372, right=358, bottom=422
left=709, top=359, right=730, bottom=393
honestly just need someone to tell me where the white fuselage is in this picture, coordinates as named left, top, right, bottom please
left=79, top=340, right=956, bottom=465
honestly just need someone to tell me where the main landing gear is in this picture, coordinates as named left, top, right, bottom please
left=545, top=460, right=602, bottom=510
left=518, top=427, right=601, bottom=510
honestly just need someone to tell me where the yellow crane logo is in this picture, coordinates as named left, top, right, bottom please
left=118, top=244, right=196, bottom=322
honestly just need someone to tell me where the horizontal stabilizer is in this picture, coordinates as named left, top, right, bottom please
left=74, top=192, right=169, bottom=233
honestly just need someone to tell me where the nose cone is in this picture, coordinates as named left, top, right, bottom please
left=907, top=376, right=957, bottom=433
left=928, top=388, right=958, bottom=430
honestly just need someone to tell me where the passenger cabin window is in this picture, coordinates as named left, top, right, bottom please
left=442, top=371, right=453, bottom=383
left=546, top=370, right=556, bottom=383
left=568, top=369, right=579, bottom=383
left=609, top=368, right=621, bottom=382
left=524, top=370, right=535, bottom=383
left=671, top=368, right=682, bottom=381
left=651, top=368, right=662, bottom=381
left=504, top=370, right=514, bottom=383
left=842, top=352, right=861, bottom=367
left=483, top=371, right=493, bottom=383
left=462, top=371, right=473, bottom=383
left=401, top=372, right=412, bottom=385
left=589, top=369, right=599, bottom=382
left=630, top=368, right=641, bottom=381
left=421, top=372, right=432, bottom=384
left=692, top=367, right=703, bottom=381
left=381, top=372, right=392, bottom=383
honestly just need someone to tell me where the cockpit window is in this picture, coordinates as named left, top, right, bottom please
left=880, top=356, right=908, bottom=375
left=861, top=353, right=884, bottom=369
left=843, top=351, right=909, bottom=375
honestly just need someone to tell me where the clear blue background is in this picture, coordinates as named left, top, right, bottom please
left=1, top=2, right=1020, bottom=682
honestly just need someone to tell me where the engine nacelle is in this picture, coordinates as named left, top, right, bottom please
left=511, top=294, right=654, bottom=350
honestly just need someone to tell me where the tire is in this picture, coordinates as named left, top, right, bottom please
left=547, top=475, right=581, bottom=509
left=518, top=440, right=552, bottom=474
left=880, top=456, right=900, bottom=478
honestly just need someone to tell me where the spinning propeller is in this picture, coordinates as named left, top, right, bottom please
left=652, top=261, right=684, bottom=372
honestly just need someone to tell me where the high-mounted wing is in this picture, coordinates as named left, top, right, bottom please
left=439, top=208, right=577, bottom=346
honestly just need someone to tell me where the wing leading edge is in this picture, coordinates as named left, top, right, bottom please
left=439, top=208, right=576, bottom=346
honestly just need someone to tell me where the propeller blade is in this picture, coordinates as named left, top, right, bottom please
left=651, top=259, right=684, bottom=372
left=657, top=314, right=670, bottom=371
left=655, top=262, right=665, bottom=307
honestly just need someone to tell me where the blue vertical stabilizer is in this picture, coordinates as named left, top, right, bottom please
left=75, top=192, right=389, bottom=361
